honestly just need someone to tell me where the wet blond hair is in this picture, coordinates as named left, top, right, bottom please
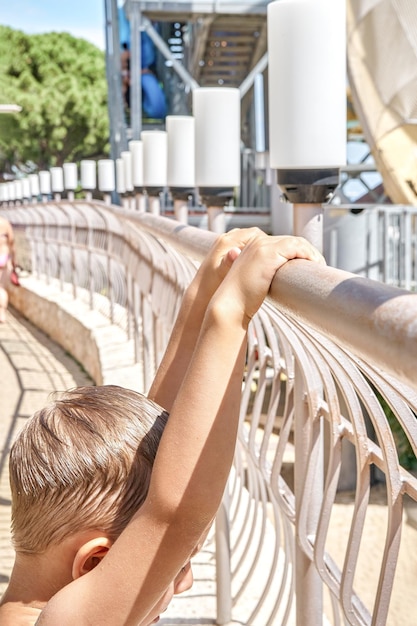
left=9, top=385, right=168, bottom=554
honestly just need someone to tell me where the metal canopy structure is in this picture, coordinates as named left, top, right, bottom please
left=125, top=0, right=269, bottom=90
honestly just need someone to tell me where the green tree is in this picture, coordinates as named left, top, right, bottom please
left=0, top=26, right=109, bottom=172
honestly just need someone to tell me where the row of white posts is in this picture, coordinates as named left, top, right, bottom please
left=0, top=0, right=347, bottom=243
left=0, top=88, right=242, bottom=233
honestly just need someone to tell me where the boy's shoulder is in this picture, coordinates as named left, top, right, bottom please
left=0, top=601, right=42, bottom=625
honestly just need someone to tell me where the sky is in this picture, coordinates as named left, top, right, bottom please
left=1, top=0, right=107, bottom=50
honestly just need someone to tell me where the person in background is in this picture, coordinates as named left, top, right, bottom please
left=121, top=42, right=131, bottom=110
left=0, top=215, right=16, bottom=323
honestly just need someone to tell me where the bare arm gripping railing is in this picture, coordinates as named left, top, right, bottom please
left=2, top=201, right=417, bottom=625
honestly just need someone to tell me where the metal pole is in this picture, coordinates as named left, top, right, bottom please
left=104, top=0, right=128, bottom=161
left=173, top=199, right=189, bottom=224
left=206, top=206, right=226, bottom=233
left=254, top=73, right=266, bottom=154
left=294, top=361, right=323, bottom=625
left=128, top=1, right=142, bottom=140
left=277, top=168, right=340, bottom=253
left=239, top=52, right=268, bottom=100
left=293, top=203, right=324, bottom=254
left=215, top=484, right=232, bottom=624
left=403, top=208, right=411, bottom=291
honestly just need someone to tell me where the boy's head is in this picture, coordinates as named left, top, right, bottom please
left=9, top=385, right=168, bottom=554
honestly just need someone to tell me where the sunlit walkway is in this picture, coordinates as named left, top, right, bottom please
left=0, top=307, right=220, bottom=625
left=0, top=307, right=93, bottom=596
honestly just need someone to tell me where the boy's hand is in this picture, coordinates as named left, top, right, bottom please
left=209, top=232, right=325, bottom=328
left=191, top=228, right=270, bottom=300
left=193, top=228, right=324, bottom=299
left=149, top=229, right=324, bottom=410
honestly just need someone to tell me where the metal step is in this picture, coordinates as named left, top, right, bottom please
left=190, top=14, right=267, bottom=88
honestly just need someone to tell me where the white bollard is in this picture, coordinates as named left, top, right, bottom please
left=116, top=158, right=129, bottom=209
left=21, top=178, right=31, bottom=202
left=98, top=159, right=116, bottom=205
left=268, top=0, right=346, bottom=171
left=142, top=130, right=168, bottom=215
left=166, top=115, right=195, bottom=224
left=50, top=166, right=64, bottom=200
left=267, top=0, right=346, bottom=253
left=39, top=170, right=51, bottom=202
left=0, top=184, right=8, bottom=204
left=63, top=162, right=78, bottom=200
left=121, top=151, right=133, bottom=192
left=29, top=174, right=40, bottom=201
left=116, top=158, right=125, bottom=194
left=129, top=140, right=146, bottom=212
left=13, top=180, right=23, bottom=204
left=7, top=182, right=15, bottom=203
left=80, top=160, right=96, bottom=200
left=194, top=88, right=240, bottom=189
left=193, top=88, right=241, bottom=232
left=121, top=151, right=135, bottom=209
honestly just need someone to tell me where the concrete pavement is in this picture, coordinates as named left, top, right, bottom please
left=0, top=307, right=93, bottom=597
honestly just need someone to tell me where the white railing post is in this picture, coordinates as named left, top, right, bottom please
left=80, top=160, right=96, bottom=201
left=215, top=484, right=232, bottom=625
left=116, top=157, right=129, bottom=209
left=63, top=162, right=78, bottom=201
left=121, top=150, right=134, bottom=210
left=142, top=130, right=167, bottom=216
left=193, top=88, right=240, bottom=233
left=129, top=140, right=146, bottom=212
left=51, top=166, right=64, bottom=201
left=167, top=115, right=195, bottom=225
left=39, top=170, right=51, bottom=203
left=98, top=159, right=116, bottom=205
left=294, top=361, right=323, bottom=624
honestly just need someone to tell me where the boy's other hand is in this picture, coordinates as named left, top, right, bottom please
left=209, top=232, right=325, bottom=328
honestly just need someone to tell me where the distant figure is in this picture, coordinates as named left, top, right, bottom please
left=120, top=28, right=167, bottom=119
left=0, top=216, right=16, bottom=323
left=121, top=42, right=131, bottom=109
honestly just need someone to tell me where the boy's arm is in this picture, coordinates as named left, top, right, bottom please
left=38, top=232, right=324, bottom=626
left=147, top=228, right=253, bottom=411
left=148, top=227, right=321, bottom=412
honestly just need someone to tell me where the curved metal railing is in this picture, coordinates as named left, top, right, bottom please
left=2, top=200, right=417, bottom=625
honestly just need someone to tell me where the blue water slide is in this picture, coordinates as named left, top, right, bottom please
left=141, top=72, right=167, bottom=118
left=118, top=7, right=166, bottom=117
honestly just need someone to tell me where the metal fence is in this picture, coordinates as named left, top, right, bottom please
left=324, top=204, right=417, bottom=291
left=1, top=200, right=417, bottom=625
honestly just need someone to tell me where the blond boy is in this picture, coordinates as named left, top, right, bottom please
left=0, top=228, right=324, bottom=625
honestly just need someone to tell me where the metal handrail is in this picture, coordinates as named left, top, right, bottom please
left=2, top=200, right=417, bottom=625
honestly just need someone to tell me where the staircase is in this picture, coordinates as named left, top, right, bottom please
left=187, top=13, right=267, bottom=89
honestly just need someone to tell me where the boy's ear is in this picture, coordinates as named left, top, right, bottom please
left=72, top=537, right=113, bottom=580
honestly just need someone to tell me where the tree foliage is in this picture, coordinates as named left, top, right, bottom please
left=0, top=26, right=109, bottom=172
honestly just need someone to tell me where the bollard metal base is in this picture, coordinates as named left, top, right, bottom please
left=144, top=186, right=164, bottom=197
left=199, top=187, right=234, bottom=207
left=171, top=187, right=195, bottom=202
left=277, top=168, right=340, bottom=204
